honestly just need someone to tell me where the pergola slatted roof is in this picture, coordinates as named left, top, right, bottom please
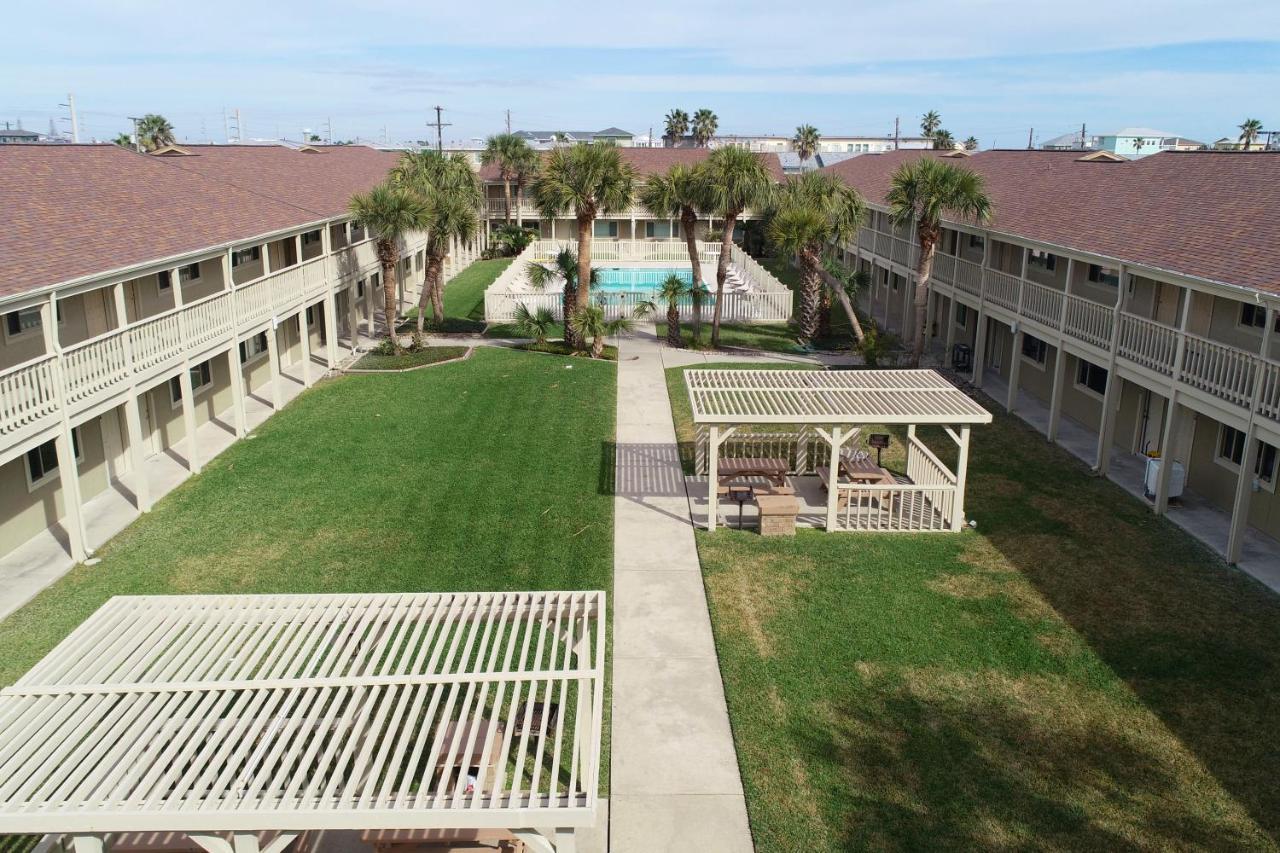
left=0, top=591, right=605, bottom=835
left=685, top=369, right=992, bottom=425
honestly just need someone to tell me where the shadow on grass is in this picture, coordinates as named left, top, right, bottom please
left=789, top=674, right=1265, bottom=851
left=964, top=395, right=1280, bottom=841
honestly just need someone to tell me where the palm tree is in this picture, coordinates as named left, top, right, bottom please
left=963, top=136, right=979, bottom=151
left=480, top=133, right=528, bottom=224
left=512, top=304, right=556, bottom=345
left=640, top=163, right=708, bottom=288
left=569, top=304, right=635, bottom=359
left=920, top=110, right=942, bottom=139
left=688, top=281, right=711, bottom=343
left=700, top=147, right=776, bottom=347
left=886, top=157, right=993, bottom=366
left=767, top=171, right=868, bottom=346
left=932, top=129, right=956, bottom=150
left=656, top=274, right=690, bottom=347
left=511, top=144, right=542, bottom=224
left=347, top=181, right=429, bottom=353
left=530, top=143, right=636, bottom=348
left=692, top=109, right=718, bottom=146
left=664, top=109, right=690, bottom=147
left=136, top=114, right=175, bottom=152
left=527, top=248, right=598, bottom=337
left=1239, top=118, right=1264, bottom=150
left=793, top=125, right=821, bottom=170
left=111, top=133, right=134, bottom=149
left=823, top=259, right=876, bottom=358
left=391, top=151, right=482, bottom=332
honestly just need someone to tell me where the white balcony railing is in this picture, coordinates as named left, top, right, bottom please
left=855, top=226, right=1280, bottom=427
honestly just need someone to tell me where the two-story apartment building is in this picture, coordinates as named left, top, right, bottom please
left=0, top=143, right=481, bottom=588
left=824, top=148, right=1280, bottom=575
left=478, top=147, right=786, bottom=238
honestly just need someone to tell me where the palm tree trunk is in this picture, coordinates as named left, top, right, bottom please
left=503, top=177, right=513, bottom=226
left=910, top=229, right=938, bottom=367
left=820, top=267, right=867, bottom=349
left=667, top=303, right=681, bottom=348
left=379, top=249, right=401, bottom=354
left=682, top=208, right=703, bottom=285
left=415, top=238, right=440, bottom=333
left=592, top=333, right=605, bottom=359
left=427, top=254, right=446, bottom=330
left=796, top=245, right=823, bottom=345
left=711, top=213, right=737, bottom=348
left=571, top=213, right=593, bottom=350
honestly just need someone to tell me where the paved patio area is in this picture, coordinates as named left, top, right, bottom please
left=983, top=370, right=1280, bottom=593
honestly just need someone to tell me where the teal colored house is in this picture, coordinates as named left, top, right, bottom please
left=1095, top=128, right=1205, bottom=159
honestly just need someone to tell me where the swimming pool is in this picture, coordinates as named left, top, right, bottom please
left=593, top=266, right=697, bottom=292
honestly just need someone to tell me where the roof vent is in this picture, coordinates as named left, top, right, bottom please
left=1076, top=150, right=1126, bottom=162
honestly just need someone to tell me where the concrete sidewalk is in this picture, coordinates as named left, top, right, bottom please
left=609, top=325, right=755, bottom=852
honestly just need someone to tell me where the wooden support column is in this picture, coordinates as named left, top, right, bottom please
left=1007, top=326, right=1024, bottom=412
left=223, top=250, right=248, bottom=438
left=1047, top=345, right=1068, bottom=442
left=706, top=425, right=720, bottom=531
left=972, top=312, right=988, bottom=387
left=952, top=426, right=972, bottom=531
left=299, top=307, right=313, bottom=387
left=1227, top=425, right=1260, bottom=563
left=944, top=295, right=958, bottom=366
left=1094, top=264, right=1129, bottom=475
left=363, top=276, right=375, bottom=336
left=267, top=319, right=283, bottom=410
left=71, top=836, right=105, bottom=853
left=1153, top=394, right=1182, bottom=513
left=173, top=270, right=200, bottom=474
left=111, top=282, right=151, bottom=510
left=55, top=425, right=88, bottom=560
left=825, top=426, right=846, bottom=531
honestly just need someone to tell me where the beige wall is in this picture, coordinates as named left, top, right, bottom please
left=0, top=415, right=112, bottom=554
left=1186, top=415, right=1280, bottom=539
left=1059, top=353, right=1105, bottom=431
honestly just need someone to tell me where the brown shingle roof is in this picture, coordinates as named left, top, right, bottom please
left=478, top=147, right=785, bottom=182
left=153, top=144, right=402, bottom=217
left=0, top=145, right=320, bottom=299
left=822, top=148, right=1280, bottom=295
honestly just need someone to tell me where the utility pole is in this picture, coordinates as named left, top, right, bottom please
left=1080, top=122, right=1087, bottom=150
left=128, top=116, right=142, bottom=152
left=894, top=116, right=900, bottom=150
left=505, top=109, right=511, bottom=134
left=59, top=94, right=80, bottom=142
left=428, top=106, right=452, bottom=153
left=325, top=117, right=332, bottom=144
left=1027, top=127, right=1034, bottom=149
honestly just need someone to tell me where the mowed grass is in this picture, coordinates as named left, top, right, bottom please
left=353, top=345, right=469, bottom=370
left=0, top=347, right=616, bottom=686
left=667, top=362, right=1280, bottom=851
left=405, top=257, right=512, bottom=333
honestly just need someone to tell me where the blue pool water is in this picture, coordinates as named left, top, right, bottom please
left=593, top=267, right=695, bottom=292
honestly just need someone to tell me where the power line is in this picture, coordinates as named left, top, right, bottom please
left=427, top=105, right=452, bottom=153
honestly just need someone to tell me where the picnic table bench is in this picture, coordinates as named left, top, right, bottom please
left=716, top=456, right=788, bottom=486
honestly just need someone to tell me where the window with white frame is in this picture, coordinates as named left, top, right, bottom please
left=239, top=331, right=268, bottom=364
left=356, top=279, right=366, bottom=299
left=1027, top=250, right=1057, bottom=272
left=955, top=304, right=969, bottom=328
left=158, top=263, right=200, bottom=291
left=1218, top=424, right=1247, bottom=466
left=1087, top=264, right=1119, bottom=287
left=1021, top=333, right=1048, bottom=366
left=301, top=230, right=322, bottom=247
left=231, top=247, right=261, bottom=268
left=1239, top=303, right=1279, bottom=332
left=1075, top=358, right=1108, bottom=397
left=1215, top=425, right=1278, bottom=489
left=169, top=360, right=214, bottom=407
left=25, top=428, right=81, bottom=491
left=593, top=221, right=619, bottom=238
left=1258, top=440, right=1278, bottom=490
left=4, top=305, right=45, bottom=340
left=645, top=221, right=672, bottom=238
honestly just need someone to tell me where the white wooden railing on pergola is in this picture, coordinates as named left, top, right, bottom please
left=0, top=591, right=605, bottom=853
left=684, top=369, right=992, bottom=532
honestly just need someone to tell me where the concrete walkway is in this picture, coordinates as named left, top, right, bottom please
left=610, top=326, right=851, bottom=852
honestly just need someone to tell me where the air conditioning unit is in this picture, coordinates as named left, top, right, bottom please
left=1143, top=456, right=1185, bottom=501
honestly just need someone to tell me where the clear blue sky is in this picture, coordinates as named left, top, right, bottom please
left=4, top=1, right=1278, bottom=148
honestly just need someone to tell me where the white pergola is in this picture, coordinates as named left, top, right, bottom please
left=0, top=591, right=605, bottom=853
left=685, top=369, right=992, bottom=531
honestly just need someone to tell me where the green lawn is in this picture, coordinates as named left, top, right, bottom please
left=0, top=347, right=616, bottom=687
left=404, top=257, right=512, bottom=333
left=667, top=362, right=1280, bottom=851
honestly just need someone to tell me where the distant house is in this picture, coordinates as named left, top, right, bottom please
left=1212, top=136, right=1270, bottom=151
left=713, top=133, right=932, bottom=154
left=512, top=127, right=635, bottom=148
left=1094, top=128, right=1204, bottom=159
left=1041, top=131, right=1096, bottom=151
left=0, top=126, right=41, bottom=144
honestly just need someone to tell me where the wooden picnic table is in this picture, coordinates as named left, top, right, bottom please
left=817, top=459, right=897, bottom=513
left=717, top=456, right=788, bottom=486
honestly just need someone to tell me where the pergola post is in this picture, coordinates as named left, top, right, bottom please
left=71, top=835, right=105, bottom=853
left=190, top=833, right=297, bottom=853
left=952, top=426, right=972, bottom=531
left=825, top=426, right=847, bottom=532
